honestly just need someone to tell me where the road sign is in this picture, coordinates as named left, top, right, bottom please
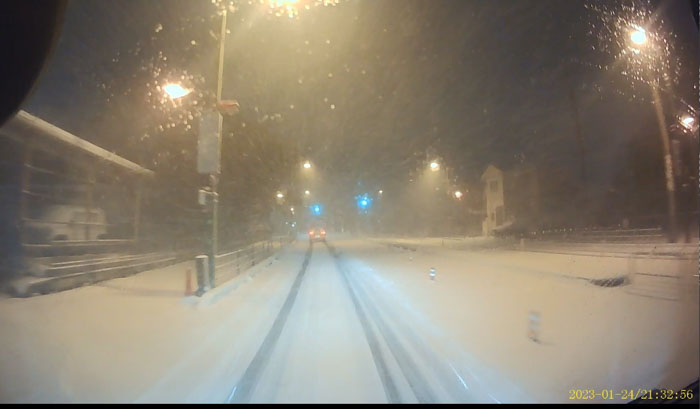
left=197, top=111, right=222, bottom=174
left=217, top=99, right=240, bottom=116
left=198, top=188, right=217, bottom=210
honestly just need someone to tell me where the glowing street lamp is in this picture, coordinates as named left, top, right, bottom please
left=629, top=26, right=647, bottom=46
left=265, top=0, right=340, bottom=19
left=163, top=83, right=191, bottom=99
left=624, top=24, right=678, bottom=241
left=304, top=190, right=311, bottom=196
left=276, top=192, right=284, bottom=199
left=303, top=160, right=312, bottom=169
left=378, top=190, right=383, bottom=195
left=681, top=115, right=695, bottom=129
left=454, top=190, right=463, bottom=199
left=430, top=161, right=440, bottom=171
left=267, top=0, right=301, bottom=19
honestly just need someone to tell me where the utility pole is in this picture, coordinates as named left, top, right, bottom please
left=568, top=87, right=586, bottom=182
left=208, top=8, right=228, bottom=287
left=650, top=84, right=678, bottom=242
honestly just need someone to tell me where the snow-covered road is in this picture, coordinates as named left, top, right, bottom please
left=0, top=236, right=697, bottom=403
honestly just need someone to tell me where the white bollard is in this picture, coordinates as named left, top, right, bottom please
left=528, top=310, right=541, bottom=343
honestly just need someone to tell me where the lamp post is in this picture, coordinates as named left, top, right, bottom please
left=207, top=7, right=229, bottom=287
left=162, top=8, right=232, bottom=288
left=629, top=26, right=678, bottom=242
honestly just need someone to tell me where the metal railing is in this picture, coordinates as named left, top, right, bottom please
left=524, top=226, right=667, bottom=243
left=213, top=235, right=293, bottom=286
left=10, top=234, right=294, bottom=296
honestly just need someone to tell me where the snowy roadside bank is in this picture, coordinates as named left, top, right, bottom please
left=0, top=241, right=304, bottom=403
left=333, top=238, right=699, bottom=403
left=371, top=236, right=697, bottom=260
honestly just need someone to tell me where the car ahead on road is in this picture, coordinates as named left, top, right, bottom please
left=308, top=227, right=326, bottom=243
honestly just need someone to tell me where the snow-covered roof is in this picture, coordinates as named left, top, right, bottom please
left=1, top=110, right=153, bottom=177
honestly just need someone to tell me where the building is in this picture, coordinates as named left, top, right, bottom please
left=481, top=164, right=539, bottom=236
left=0, top=110, right=154, bottom=282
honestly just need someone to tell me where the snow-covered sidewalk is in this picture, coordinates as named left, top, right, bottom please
left=0, top=242, right=305, bottom=403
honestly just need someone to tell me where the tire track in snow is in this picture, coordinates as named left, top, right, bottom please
left=335, top=244, right=532, bottom=403
left=346, top=262, right=487, bottom=403
left=328, top=244, right=401, bottom=403
left=327, top=242, right=438, bottom=403
left=227, top=243, right=313, bottom=403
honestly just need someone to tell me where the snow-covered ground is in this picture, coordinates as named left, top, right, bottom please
left=0, top=235, right=697, bottom=403
left=336, top=238, right=699, bottom=403
left=0, top=243, right=306, bottom=403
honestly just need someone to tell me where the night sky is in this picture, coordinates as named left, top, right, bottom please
left=23, top=0, right=699, bottom=198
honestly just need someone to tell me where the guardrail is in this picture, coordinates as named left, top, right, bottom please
left=8, top=234, right=294, bottom=297
left=373, top=235, right=697, bottom=260
left=511, top=240, right=697, bottom=260
left=523, top=227, right=668, bottom=243
left=214, top=236, right=293, bottom=286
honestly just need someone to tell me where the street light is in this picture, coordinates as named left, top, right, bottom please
left=163, top=83, right=191, bottom=99
left=681, top=115, right=695, bottom=129
left=303, top=160, right=311, bottom=169
left=430, top=161, right=440, bottom=171
left=454, top=190, right=463, bottom=199
left=625, top=25, right=678, bottom=241
left=378, top=190, right=383, bottom=195
left=304, top=190, right=310, bottom=196
left=629, top=26, right=647, bottom=46
left=266, top=0, right=341, bottom=19
left=196, top=4, right=232, bottom=292
left=267, top=0, right=302, bottom=18
left=276, top=192, right=284, bottom=199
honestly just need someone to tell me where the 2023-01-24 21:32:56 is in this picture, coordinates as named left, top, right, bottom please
left=568, top=388, right=694, bottom=401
